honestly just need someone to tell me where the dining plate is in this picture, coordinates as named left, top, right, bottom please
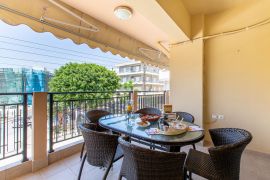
left=137, top=121, right=150, bottom=128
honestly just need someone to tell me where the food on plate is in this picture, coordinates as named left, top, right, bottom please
left=140, top=114, right=160, bottom=122
left=137, top=121, right=148, bottom=126
left=137, top=120, right=150, bottom=127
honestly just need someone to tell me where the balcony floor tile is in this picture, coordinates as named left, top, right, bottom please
left=14, top=144, right=269, bottom=180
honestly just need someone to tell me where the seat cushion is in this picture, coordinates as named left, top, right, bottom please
left=185, top=149, right=219, bottom=180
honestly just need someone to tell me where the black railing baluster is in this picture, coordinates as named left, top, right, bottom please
left=152, top=95, right=154, bottom=108
left=84, top=100, right=87, bottom=123
left=19, top=109, right=22, bottom=148
left=63, top=102, right=67, bottom=141
left=2, top=106, right=5, bottom=158
left=140, top=96, right=142, bottom=109
left=71, top=101, right=74, bottom=138
left=55, top=102, right=59, bottom=143
left=116, top=97, right=119, bottom=115
left=6, top=110, right=9, bottom=152
left=163, top=91, right=166, bottom=105
left=22, top=93, right=28, bottom=162
left=49, top=93, right=54, bottom=153
left=158, top=95, right=160, bottom=109
left=13, top=109, right=16, bottom=150
left=154, top=95, right=156, bottom=108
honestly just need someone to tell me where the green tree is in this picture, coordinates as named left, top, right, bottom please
left=122, top=80, right=134, bottom=91
left=49, top=63, right=121, bottom=100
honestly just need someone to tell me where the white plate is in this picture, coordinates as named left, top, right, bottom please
left=137, top=121, right=150, bottom=128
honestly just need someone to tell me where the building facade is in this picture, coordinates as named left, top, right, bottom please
left=116, top=62, right=164, bottom=91
left=0, top=68, right=51, bottom=104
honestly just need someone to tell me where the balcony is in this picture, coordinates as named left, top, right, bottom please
left=0, top=91, right=168, bottom=179
left=1, top=0, right=270, bottom=179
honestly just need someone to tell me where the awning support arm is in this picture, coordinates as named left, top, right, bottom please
left=47, top=0, right=99, bottom=32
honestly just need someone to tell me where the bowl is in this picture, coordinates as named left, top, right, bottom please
left=162, top=124, right=188, bottom=136
left=140, top=114, right=161, bottom=122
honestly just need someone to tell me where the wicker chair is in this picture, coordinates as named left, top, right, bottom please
left=85, top=109, right=111, bottom=130
left=174, top=112, right=196, bottom=150
left=185, top=128, right=252, bottom=180
left=135, top=108, right=162, bottom=149
left=135, top=107, right=162, bottom=116
left=78, top=123, right=123, bottom=180
left=80, top=110, right=111, bottom=159
left=118, top=136, right=187, bottom=180
left=174, top=112, right=194, bottom=123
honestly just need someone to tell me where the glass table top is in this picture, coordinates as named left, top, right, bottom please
left=99, top=114, right=204, bottom=146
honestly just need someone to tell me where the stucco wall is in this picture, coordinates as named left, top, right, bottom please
left=170, top=0, right=270, bottom=153
left=204, top=0, right=270, bottom=154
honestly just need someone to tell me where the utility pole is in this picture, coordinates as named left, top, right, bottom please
left=142, top=64, right=146, bottom=92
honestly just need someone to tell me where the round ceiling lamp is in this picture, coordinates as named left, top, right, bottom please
left=114, top=6, right=133, bottom=20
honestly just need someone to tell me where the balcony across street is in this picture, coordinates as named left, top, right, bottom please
left=0, top=0, right=270, bottom=180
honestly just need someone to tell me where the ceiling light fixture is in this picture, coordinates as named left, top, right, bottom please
left=114, top=6, right=133, bottom=20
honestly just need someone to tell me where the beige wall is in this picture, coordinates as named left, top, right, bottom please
left=170, top=0, right=270, bottom=153
left=204, top=0, right=270, bottom=154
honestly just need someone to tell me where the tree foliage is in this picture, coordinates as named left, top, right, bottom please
left=49, top=63, right=121, bottom=100
left=121, top=80, right=134, bottom=91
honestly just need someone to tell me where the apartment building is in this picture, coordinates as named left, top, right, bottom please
left=116, top=62, right=164, bottom=91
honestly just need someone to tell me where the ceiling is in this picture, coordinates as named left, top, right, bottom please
left=59, top=0, right=252, bottom=54
left=181, top=0, right=253, bottom=15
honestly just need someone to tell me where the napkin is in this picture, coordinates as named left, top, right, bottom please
left=188, top=126, right=204, bottom=132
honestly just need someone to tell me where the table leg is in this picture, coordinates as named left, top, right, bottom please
left=168, top=146, right=181, bottom=152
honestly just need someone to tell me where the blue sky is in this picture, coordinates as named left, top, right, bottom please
left=0, top=20, right=132, bottom=72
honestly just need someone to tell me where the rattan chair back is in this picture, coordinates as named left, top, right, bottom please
left=174, top=112, right=194, bottom=123
left=85, top=109, right=111, bottom=124
left=79, top=123, right=118, bottom=168
left=208, top=128, right=252, bottom=180
left=118, top=136, right=187, bottom=180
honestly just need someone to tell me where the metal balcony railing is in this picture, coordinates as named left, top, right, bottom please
left=0, top=91, right=167, bottom=163
left=47, top=91, right=166, bottom=152
left=0, top=93, right=31, bottom=162
left=137, top=91, right=166, bottom=110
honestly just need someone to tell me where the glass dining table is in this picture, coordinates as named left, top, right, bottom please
left=99, top=114, right=204, bottom=152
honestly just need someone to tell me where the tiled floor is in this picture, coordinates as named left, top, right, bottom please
left=14, top=144, right=270, bottom=180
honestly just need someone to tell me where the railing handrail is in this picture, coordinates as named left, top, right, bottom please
left=0, top=90, right=167, bottom=96
left=48, top=90, right=166, bottom=95
left=52, top=95, right=131, bottom=103
left=0, top=92, right=33, bottom=95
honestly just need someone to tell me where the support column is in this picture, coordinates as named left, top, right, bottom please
left=32, top=92, right=48, bottom=172
left=170, top=15, right=204, bottom=127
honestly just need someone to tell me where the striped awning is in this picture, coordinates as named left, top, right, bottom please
left=0, top=0, right=169, bottom=68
